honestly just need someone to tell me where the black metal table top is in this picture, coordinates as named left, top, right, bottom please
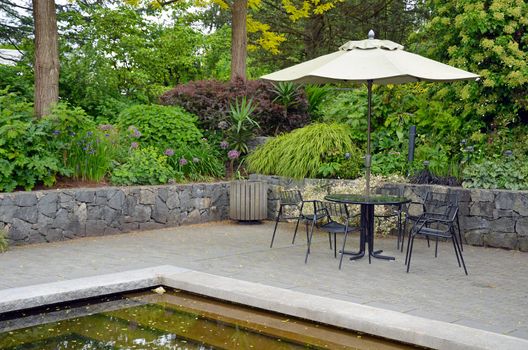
left=324, top=193, right=410, bottom=206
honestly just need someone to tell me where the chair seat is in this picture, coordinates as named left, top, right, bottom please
left=416, top=227, right=451, bottom=239
left=319, top=221, right=357, bottom=233
left=302, top=213, right=326, bottom=222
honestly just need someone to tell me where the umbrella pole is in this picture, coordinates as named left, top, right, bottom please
left=365, top=80, right=373, bottom=196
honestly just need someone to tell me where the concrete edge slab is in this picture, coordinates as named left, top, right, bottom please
left=161, top=271, right=528, bottom=350
left=0, top=265, right=187, bottom=313
left=0, top=265, right=526, bottom=350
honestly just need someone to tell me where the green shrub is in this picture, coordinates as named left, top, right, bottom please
left=247, top=123, right=363, bottom=179
left=462, top=155, right=528, bottom=190
left=111, top=146, right=182, bottom=185
left=0, top=64, right=33, bottom=100
left=0, top=89, right=70, bottom=192
left=159, top=79, right=310, bottom=136
left=318, top=89, right=373, bottom=142
left=117, top=104, right=203, bottom=150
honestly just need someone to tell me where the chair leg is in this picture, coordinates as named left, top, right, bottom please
left=270, top=206, right=282, bottom=248
left=333, top=233, right=337, bottom=258
left=328, top=232, right=332, bottom=250
left=402, top=216, right=409, bottom=253
left=292, top=215, right=301, bottom=244
left=305, top=218, right=316, bottom=264
left=456, top=214, right=464, bottom=251
left=397, top=212, right=402, bottom=251
left=339, top=230, right=349, bottom=270
left=406, top=233, right=416, bottom=273
left=305, top=221, right=310, bottom=253
left=405, top=227, right=412, bottom=265
left=453, top=234, right=468, bottom=275
left=451, top=234, right=461, bottom=267
left=434, top=237, right=439, bottom=258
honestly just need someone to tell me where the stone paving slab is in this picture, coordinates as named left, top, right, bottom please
left=3, top=266, right=528, bottom=350
left=0, top=220, right=527, bottom=340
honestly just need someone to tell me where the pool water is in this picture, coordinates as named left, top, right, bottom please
left=0, top=289, right=417, bottom=350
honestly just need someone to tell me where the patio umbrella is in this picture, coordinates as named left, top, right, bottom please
left=261, top=30, right=479, bottom=195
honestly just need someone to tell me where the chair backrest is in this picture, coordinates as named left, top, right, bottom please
left=279, top=190, right=302, bottom=206
left=322, top=201, right=349, bottom=219
left=424, top=191, right=459, bottom=221
left=375, top=185, right=403, bottom=197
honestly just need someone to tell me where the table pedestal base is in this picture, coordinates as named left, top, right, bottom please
left=341, top=203, right=395, bottom=263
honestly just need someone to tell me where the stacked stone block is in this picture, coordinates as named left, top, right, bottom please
left=0, top=183, right=229, bottom=245
left=250, top=174, right=528, bottom=252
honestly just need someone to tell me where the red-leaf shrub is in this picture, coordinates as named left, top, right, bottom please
left=159, top=79, right=310, bottom=136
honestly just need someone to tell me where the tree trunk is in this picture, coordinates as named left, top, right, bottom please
left=33, top=0, right=59, bottom=118
left=231, top=0, right=247, bottom=81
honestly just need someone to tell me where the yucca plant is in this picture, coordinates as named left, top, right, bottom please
left=272, top=82, right=300, bottom=113
left=247, top=123, right=363, bottom=179
left=227, top=97, right=260, bottom=154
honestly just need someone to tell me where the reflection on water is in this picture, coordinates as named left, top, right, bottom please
left=0, top=289, right=417, bottom=350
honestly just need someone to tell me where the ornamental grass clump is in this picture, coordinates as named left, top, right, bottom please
left=247, top=123, right=362, bottom=179
left=66, top=129, right=117, bottom=182
left=165, top=142, right=225, bottom=181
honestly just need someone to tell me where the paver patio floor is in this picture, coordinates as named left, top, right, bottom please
left=1, top=221, right=527, bottom=340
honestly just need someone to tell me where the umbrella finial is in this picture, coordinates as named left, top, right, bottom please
left=368, top=29, right=375, bottom=40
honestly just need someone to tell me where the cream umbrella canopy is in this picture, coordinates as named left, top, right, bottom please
left=261, top=30, right=479, bottom=195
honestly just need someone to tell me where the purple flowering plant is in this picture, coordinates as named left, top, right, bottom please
left=127, top=125, right=141, bottom=138
left=227, top=149, right=240, bottom=160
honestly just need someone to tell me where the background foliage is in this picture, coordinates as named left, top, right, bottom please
left=0, top=0, right=526, bottom=191
left=160, top=79, right=310, bottom=136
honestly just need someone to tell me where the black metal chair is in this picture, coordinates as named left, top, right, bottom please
left=303, top=200, right=332, bottom=263
left=304, top=201, right=360, bottom=268
left=403, top=191, right=465, bottom=254
left=270, top=190, right=323, bottom=248
left=405, top=192, right=468, bottom=275
left=374, top=185, right=405, bottom=251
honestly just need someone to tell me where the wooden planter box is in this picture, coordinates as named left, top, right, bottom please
left=229, top=181, right=267, bottom=222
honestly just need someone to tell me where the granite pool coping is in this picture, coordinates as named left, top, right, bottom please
left=0, top=265, right=526, bottom=350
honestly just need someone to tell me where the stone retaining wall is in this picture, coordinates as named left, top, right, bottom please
left=249, top=174, right=528, bottom=252
left=0, top=183, right=230, bottom=246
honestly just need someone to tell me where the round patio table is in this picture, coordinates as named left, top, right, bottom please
left=324, top=194, right=410, bottom=263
